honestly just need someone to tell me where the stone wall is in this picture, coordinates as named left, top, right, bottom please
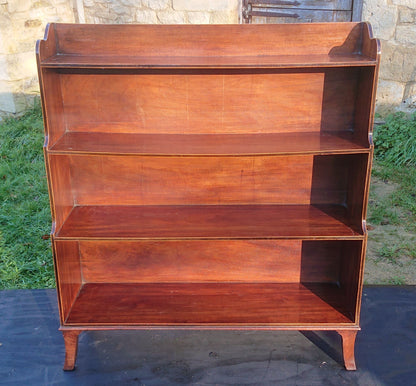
left=0, top=0, right=239, bottom=119
left=363, top=0, right=416, bottom=113
left=80, top=0, right=239, bottom=25
left=0, top=0, right=75, bottom=117
left=0, top=0, right=415, bottom=118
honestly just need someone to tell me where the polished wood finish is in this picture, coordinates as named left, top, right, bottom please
left=54, top=68, right=361, bottom=135
left=42, top=53, right=375, bottom=69
left=79, top=240, right=303, bottom=283
left=49, top=154, right=363, bottom=207
left=56, top=204, right=361, bottom=239
left=53, top=240, right=82, bottom=323
left=37, top=23, right=379, bottom=371
left=66, top=283, right=353, bottom=325
left=50, top=131, right=368, bottom=156
left=40, top=23, right=371, bottom=58
left=77, top=240, right=361, bottom=286
left=337, top=330, right=358, bottom=370
left=62, top=330, right=81, bottom=371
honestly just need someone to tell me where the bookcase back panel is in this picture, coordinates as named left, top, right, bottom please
left=53, top=23, right=364, bottom=57
left=80, top=240, right=302, bottom=283
left=60, top=68, right=358, bottom=134
left=65, top=154, right=350, bottom=206
left=78, top=240, right=352, bottom=284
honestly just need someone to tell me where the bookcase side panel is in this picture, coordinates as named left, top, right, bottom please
left=48, top=155, right=75, bottom=232
left=339, top=240, right=364, bottom=322
left=353, top=67, right=377, bottom=146
left=54, top=240, right=82, bottom=323
left=320, top=67, right=359, bottom=133
left=40, top=70, right=66, bottom=147
left=345, top=153, right=370, bottom=230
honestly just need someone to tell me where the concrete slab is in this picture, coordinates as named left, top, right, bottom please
left=0, top=286, right=415, bottom=385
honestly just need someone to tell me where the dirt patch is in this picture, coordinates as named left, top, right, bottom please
left=365, top=177, right=416, bottom=284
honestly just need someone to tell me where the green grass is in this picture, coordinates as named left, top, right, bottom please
left=370, top=112, right=416, bottom=232
left=0, top=105, right=54, bottom=289
left=374, top=112, right=416, bottom=166
left=371, top=158, right=416, bottom=233
left=387, top=276, right=406, bottom=285
left=366, top=112, right=416, bottom=276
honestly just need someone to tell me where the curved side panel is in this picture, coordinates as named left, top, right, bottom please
left=361, top=22, right=381, bottom=60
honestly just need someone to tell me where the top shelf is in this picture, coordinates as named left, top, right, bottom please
left=37, top=23, right=380, bottom=70
left=40, top=53, right=376, bottom=69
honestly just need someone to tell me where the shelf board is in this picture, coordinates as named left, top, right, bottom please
left=49, top=131, right=369, bottom=156
left=56, top=204, right=363, bottom=240
left=41, top=53, right=377, bottom=69
left=65, top=282, right=353, bottom=326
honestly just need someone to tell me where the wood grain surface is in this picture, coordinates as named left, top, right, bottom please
left=65, top=282, right=353, bottom=325
left=50, top=131, right=369, bottom=156
left=55, top=154, right=358, bottom=206
left=58, top=69, right=359, bottom=134
left=38, top=23, right=377, bottom=59
left=36, top=22, right=380, bottom=371
left=56, top=204, right=362, bottom=240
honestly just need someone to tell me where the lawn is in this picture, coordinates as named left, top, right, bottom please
left=0, top=106, right=54, bottom=289
left=365, top=112, right=416, bottom=284
left=0, top=107, right=415, bottom=289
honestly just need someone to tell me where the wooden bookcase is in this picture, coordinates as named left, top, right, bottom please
left=36, top=23, right=380, bottom=371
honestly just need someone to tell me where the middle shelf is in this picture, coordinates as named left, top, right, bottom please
left=49, top=131, right=369, bottom=156
left=56, top=204, right=363, bottom=240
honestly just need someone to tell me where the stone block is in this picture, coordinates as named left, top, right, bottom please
left=32, top=0, right=52, bottom=7
left=391, top=0, right=416, bottom=6
left=396, top=24, right=416, bottom=45
left=376, top=79, right=405, bottom=107
left=379, top=40, right=404, bottom=81
left=136, top=9, right=158, bottom=23
left=142, top=0, right=169, bottom=10
left=381, top=41, right=416, bottom=83
left=110, top=4, right=132, bottom=16
left=173, top=0, right=237, bottom=11
left=6, top=51, right=37, bottom=81
left=402, top=49, right=416, bottom=83
left=0, top=80, right=17, bottom=113
left=187, top=11, right=210, bottom=24
left=157, top=10, right=186, bottom=24
left=402, top=82, right=416, bottom=110
left=210, top=10, right=238, bottom=24
left=118, top=0, right=141, bottom=5
left=399, top=6, right=416, bottom=23
left=22, top=76, right=39, bottom=93
left=13, top=92, right=33, bottom=113
left=0, top=54, right=8, bottom=81
left=7, top=0, right=33, bottom=13
left=24, top=19, right=43, bottom=28
left=362, top=0, right=398, bottom=40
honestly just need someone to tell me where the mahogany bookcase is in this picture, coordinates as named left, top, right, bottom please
left=36, top=22, right=380, bottom=371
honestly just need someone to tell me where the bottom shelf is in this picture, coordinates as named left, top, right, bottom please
left=65, top=283, right=354, bottom=326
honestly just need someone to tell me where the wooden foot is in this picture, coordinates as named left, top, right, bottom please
left=337, top=330, right=358, bottom=370
left=62, top=330, right=81, bottom=371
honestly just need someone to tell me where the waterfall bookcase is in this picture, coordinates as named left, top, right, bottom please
left=36, top=22, right=380, bottom=371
